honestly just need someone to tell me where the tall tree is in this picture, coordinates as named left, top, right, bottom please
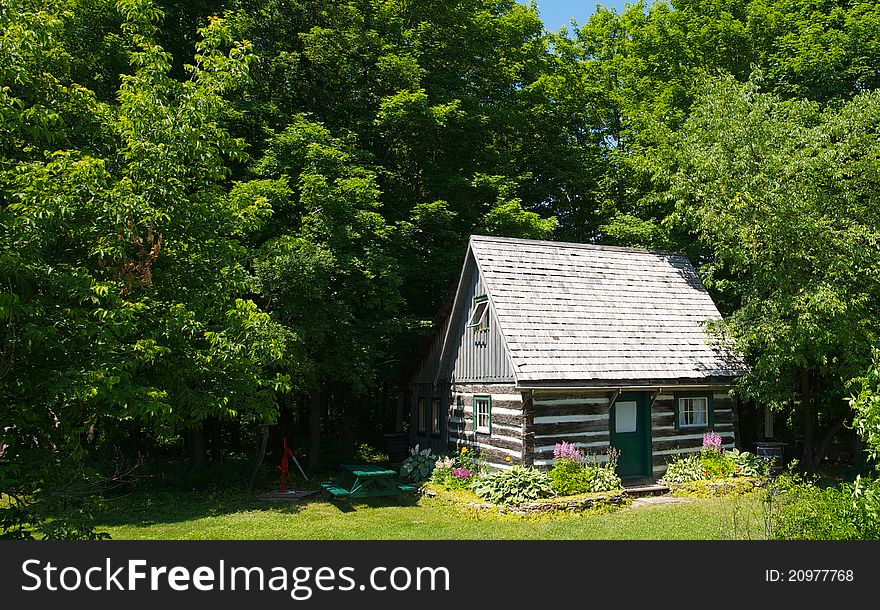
left=0, top=0, right=286, bottom=537
left=651, top=75, right=880, bottom=469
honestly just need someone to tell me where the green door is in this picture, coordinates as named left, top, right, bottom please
left=610, top=392, right=652, bottom=478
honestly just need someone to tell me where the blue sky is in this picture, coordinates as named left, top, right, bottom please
left=520, top=1, right=633, bottom=32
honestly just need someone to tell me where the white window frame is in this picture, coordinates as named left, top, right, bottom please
left=473, top=395, right=491, bottom=435
left=678, top=396, right=709, bottom=428
left=468, top=296, right=489, bottom=332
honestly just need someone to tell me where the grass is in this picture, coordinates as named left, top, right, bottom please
left=92, top=486, right=769, bottom=540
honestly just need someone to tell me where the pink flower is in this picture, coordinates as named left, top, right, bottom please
left=553, top=441, right=582, bottom=461
left=451, top=467, right=472, bottom=479
left=702, top=431, right=722, bottom=452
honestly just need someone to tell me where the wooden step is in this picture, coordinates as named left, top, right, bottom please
left=622, top=483, right=670, bottom=498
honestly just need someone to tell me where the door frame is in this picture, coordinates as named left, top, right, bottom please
left=609, top=391, right=653, bottom=478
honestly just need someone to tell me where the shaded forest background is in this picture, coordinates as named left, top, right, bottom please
left=3, top=0, right=880, bottom=537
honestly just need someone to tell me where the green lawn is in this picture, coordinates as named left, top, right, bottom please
left=93, top=488, right=768, bottom=540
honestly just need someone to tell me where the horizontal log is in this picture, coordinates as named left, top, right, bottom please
left=652, top=426, right=734, bottom=443
left=452, top=397, right=523, bottom=411
left=533, top=418, right=610, bottom=437
left=533, top=431, right=609, bottom=445
left=534, top=395, right=608, bottom=406
left=532, top=402, right=609, bottom=417
left=453, top=410, right=522, bottom=428
left=651, top=414, right=675, bottom=426
left=488, top=421, right=524, bottom=435
left=483, top=435, right=524, bottom=453
left=714, top=394, right=736, bottom=407
left=652, top=438, right=704, bottom=453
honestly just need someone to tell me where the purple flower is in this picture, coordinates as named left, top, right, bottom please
left=702, top=431, right=722, bottom=452
left=553, top=441, right=582, bottom=461
left=451, top=467, right=472, bottom=479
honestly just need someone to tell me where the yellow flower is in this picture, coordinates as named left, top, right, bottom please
left=461, top=446, right=468, bottom=454
left=505, top=456, right=511, bottom=462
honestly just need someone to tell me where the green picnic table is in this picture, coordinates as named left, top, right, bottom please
left=321, top=464, right=418, bottom=499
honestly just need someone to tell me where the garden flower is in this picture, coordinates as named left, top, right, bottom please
left=553, top=440, right=582, bottom=461
left=702, top=431, right=723, bottom=452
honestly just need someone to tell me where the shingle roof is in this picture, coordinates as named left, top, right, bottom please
left=469, top=235, right=745, bottom=384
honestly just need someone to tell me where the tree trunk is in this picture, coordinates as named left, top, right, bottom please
left=800, top=367, right=815, bottom=472
left=342, top=392, right=356, bottom=460
left=189, top=423, right=207, bottom=468
left=249, top=423, right=269, bottom=490
left=813, top=413, right=849, bottom=468
left=207, top=417, right=222, bottom=462
left=308, top=389, right=321, bottom=471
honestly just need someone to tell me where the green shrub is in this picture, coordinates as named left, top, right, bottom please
left=700, top=448, right=736, bottom=478
left=661, top=453, right=707, bottom=484
left=399, top=445, right=437, bottom=483
left=549, top=456, right=622, bottom=495
left=671, top=477, right=760, bottom=498
left=430, top=455, right=476, bottom=490
left=727, top=448, right=769, bottom=477
left=662, top=448, right=764, bottom=485
left=765, top=473, right=880, bottom=540
left=471, top=466, right=554, bottom=505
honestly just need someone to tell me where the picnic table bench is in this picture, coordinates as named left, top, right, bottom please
left=321, top=464, right=418, bottom=499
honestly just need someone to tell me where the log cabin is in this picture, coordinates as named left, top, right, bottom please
left=408, top=235, right=746, bottom=480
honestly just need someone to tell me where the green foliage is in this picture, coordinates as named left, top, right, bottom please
left=471, top=466, right=554, bottom=506
left=430, top=448, right=480, bottom=489
left=661, top=454, right=708, bottom=485
left=549, top=455, right=622, bottom=496
left=849, top=350, right=880, bottom=465
left=700, top=448, right=737, bottom=479
left=764, top=473, right=880, bottom=540
left=399, top=445, right=437, bottom=483
left=662, top=448, right=766, bottom=486
left=671, top=478, right=761, bottom=499
left=658, top=75, right=880, bottom=410
left=727, top=448, right=770, bottom=478
left=0, top=0, right=285, bottom=538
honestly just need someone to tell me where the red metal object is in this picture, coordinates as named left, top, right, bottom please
left=276, top=437, right=296, bottom=492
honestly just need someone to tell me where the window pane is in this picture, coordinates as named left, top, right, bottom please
left=615, top=401, right=637, bottom=433
left=474, top=397, right=490, bottom=433
left=418, top=399, right=427, bottom=433
left=431, top=399, right=440, bottom=434
left=469, top=298, right=489, bottom=331
left=679, top=397, right=708, bottom=427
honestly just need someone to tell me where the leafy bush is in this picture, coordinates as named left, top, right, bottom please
left=671, top=478, right=760, bottom=498
left=399, top=445, right=437, bottom=483
left=430, top=447, right=481, bottom=489
left=849, top=350, right=880, bottom=464
left=765, top=473, right=880, bottom=540
left=662, top=446, right=767, bottom=485
left=471, top=466, right=554, bottom=505
left=727, top=448, right=769, bottom=477
left=549, top=448, right=622, bottom=495
left=661, top=453, right=707, bottom=484
left=700, top=448, right=736, bottom=478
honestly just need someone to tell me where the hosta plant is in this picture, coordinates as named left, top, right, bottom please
left=400, top=445, right=438, bottom=483
left=471, top=466, right=554, bottom=505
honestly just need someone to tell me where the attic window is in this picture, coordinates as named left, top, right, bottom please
left=468, top=295, right=489, bottom=332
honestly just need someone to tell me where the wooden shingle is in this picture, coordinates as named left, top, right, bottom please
left=468, top=235, right=745, bottom=384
